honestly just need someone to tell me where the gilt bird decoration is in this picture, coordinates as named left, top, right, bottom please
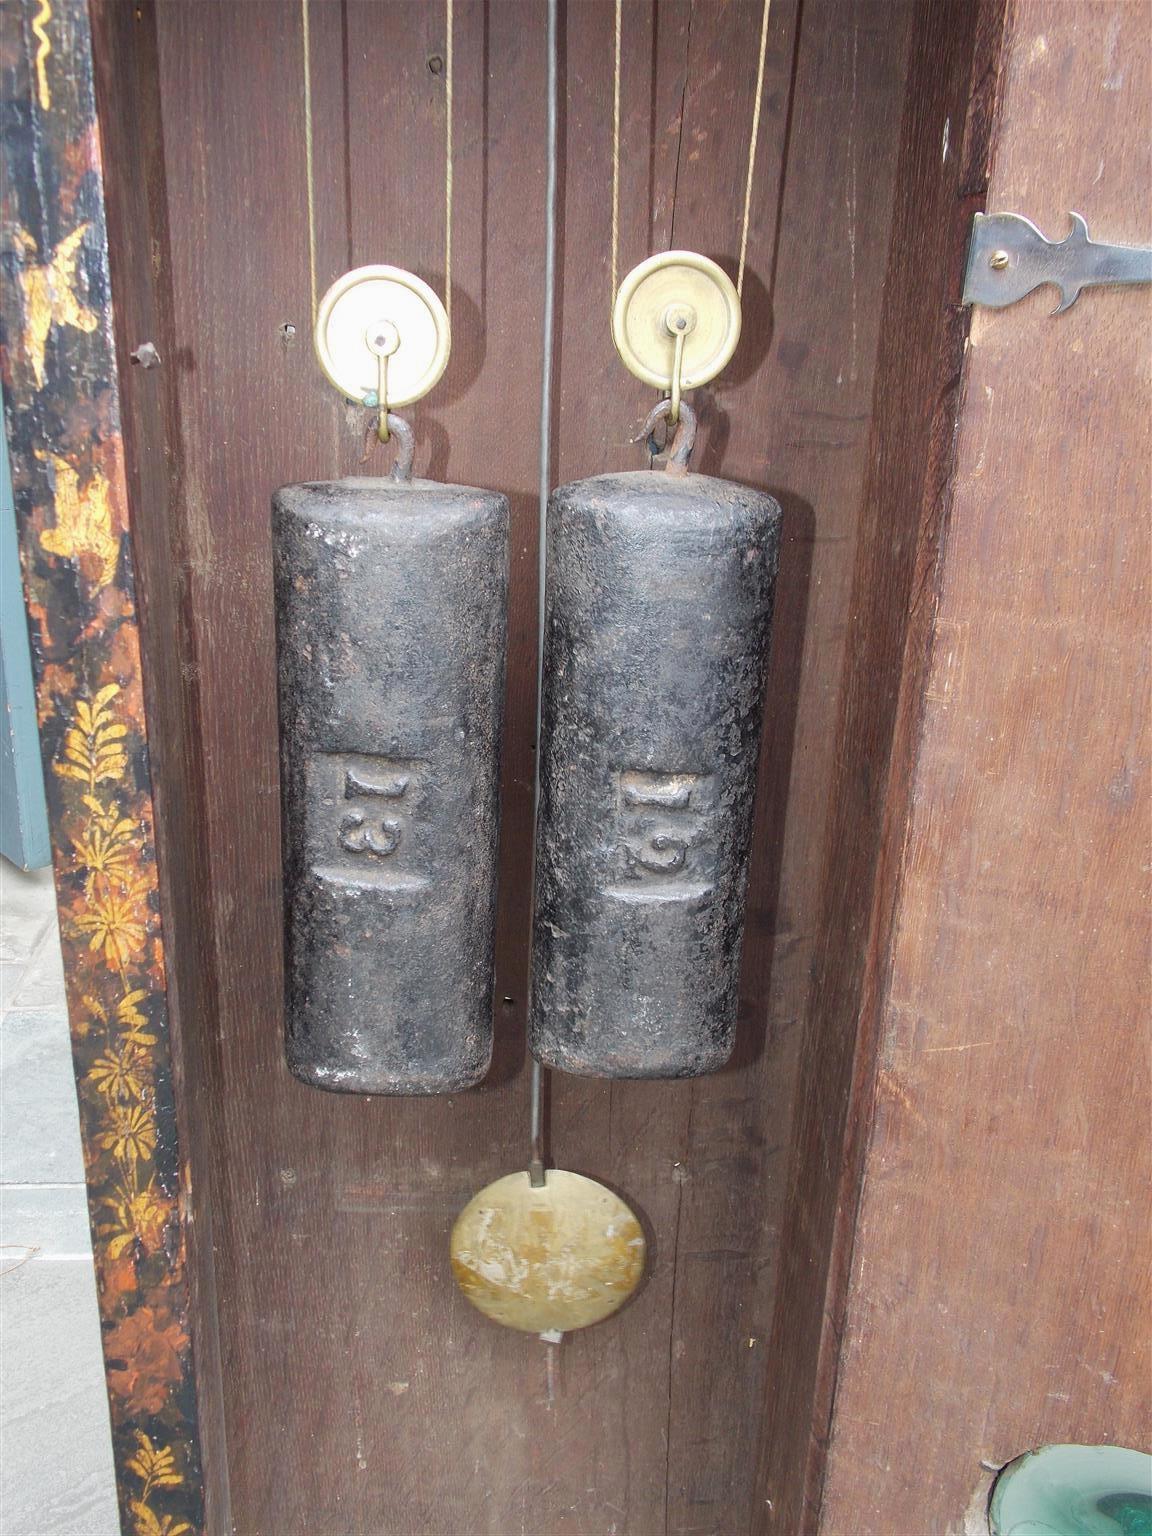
left=16, top=222, right=98, bottom=388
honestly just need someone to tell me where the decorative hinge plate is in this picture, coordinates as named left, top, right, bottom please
left=963, top=211, right=1152, bottom=314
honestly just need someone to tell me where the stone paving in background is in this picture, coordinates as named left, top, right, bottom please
left=0, top=859, right=120, bottom=1536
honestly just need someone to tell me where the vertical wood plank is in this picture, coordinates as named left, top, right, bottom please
left=149, top=3, right=554, bottom=1530
left=754, top=0, right=1012, bottom=1528
left=89, top=1, right=235, bottom=1524
left=818, top=2, right=1152, bottom=1528
left=651, top=2, right=916, bottom=1527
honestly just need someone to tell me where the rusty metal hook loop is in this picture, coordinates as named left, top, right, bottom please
left=635, top=398, right=697, bottom=474
left=360, top=411, right=415, bottom=481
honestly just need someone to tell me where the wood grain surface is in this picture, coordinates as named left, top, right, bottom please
left=817, top=1, right=1152, bottom=1531
left=754, top=1, right=1012, bottom=1529
left=91, top=0, right=960, bottom=1530
left=90, top=4, right=231, bottom=1523
left=1, top=3, right=207, bottom=1530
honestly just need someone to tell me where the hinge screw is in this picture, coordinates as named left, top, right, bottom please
left=989, top=250, right=1011, bottom=271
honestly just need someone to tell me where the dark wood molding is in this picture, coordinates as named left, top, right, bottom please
left=87, top=0, right=231, bottom=1528
left=754, top=1, right=1012, bottom=1530
left=817, top=0, right=1151, bottom=1524
left=0, top=0, right=207, bottom=1530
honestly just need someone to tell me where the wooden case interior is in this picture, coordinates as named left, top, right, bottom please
left=92, top=2, right=1000, bottom=1530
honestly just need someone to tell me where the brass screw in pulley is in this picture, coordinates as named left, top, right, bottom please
left=312, top=265, right=451, bottom=468
left=314, top=266, right=451, bottom=411
left=365, top=319, right=400, bottom=442
left=661, top=301, right=697, bottom=423
left=611, top=250, right=742, bottom=427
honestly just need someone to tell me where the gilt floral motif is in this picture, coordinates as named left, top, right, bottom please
left=0, top=2, right=204, bottom=1530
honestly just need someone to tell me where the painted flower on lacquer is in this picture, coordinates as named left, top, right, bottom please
left=104, top=1305, right=189, bottom=1418
left=76, top=885, right=149, bottom=971
left=55, top=684, right=129, bottom=795
left=100, top=1180, right=173, bottom=1260
left=97, top=1101, right=158, bottom=1172
left=73, top=797, right=137, bottom=886
left=126, top=1431, right=183, bottom=1501
left=89, top=1042, right=149, bottom=1103
left=129, top=1501, right=193, bottom=1536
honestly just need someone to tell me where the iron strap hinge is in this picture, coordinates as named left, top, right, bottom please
left=963, top=211, right=1152, bottom=314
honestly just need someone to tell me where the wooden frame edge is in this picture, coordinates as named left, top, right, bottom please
left=0, top=2, right=207, bottom=1531
left=751, top=1, right=1014, bottom=1530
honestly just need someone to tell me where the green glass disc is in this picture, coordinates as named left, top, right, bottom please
left=989, top=1445, right=1152, bottom=1536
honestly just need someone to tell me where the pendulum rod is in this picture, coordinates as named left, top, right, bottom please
left=609, top=0, right=773, bottom=304
left=452, top=0, right=646, bottom=1339
left=299, top=0, right=455, bottom=334
left=527, top=0, right=561, bottom=1190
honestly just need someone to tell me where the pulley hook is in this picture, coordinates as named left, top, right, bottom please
left=365, top=319, right=401, bottom=442
left=662, top=302, right=695, bottom=424
left=635, top=398, right=697, bottom=475
left=359, top=410, right=415, bottom=482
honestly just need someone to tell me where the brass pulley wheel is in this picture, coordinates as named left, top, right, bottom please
left=612, top=250, right=741, bottom=403
left=313, top=265, right=451, bottom=409
left=451, top=1170, right=645, bottom=1334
